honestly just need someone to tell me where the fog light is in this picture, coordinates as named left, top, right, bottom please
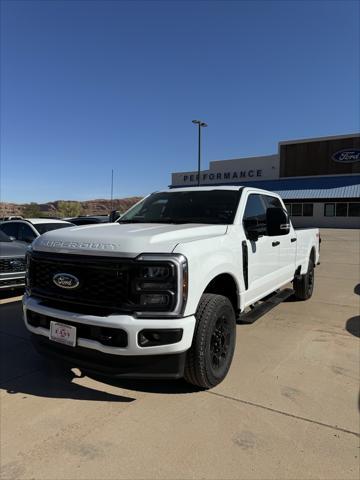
left=138, top=329, right=183, bottom=347
left=140, top=293, right=169, bottom=306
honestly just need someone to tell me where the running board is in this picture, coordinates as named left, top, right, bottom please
left=237, top=288, right=294, bottom=325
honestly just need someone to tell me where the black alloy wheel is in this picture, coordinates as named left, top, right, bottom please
left=184, top=293, right=236, bottom=389
left=210, top=315, right=232, bottom=372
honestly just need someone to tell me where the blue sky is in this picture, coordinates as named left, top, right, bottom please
left=1, top=0, right=359, bottom=203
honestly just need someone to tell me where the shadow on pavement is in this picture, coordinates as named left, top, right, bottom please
left=1, top=363, right=136, bottom=403
left=88, top=374, right=200, bottom=395
left=345, top=316, right=360, bottom=338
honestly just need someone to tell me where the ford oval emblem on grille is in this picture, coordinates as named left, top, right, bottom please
left=53, top=273, right=80, bottom=289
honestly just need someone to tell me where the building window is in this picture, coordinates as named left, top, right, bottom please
left=335, top=203, right=348, bottom=217
left=303, top=204, right=314, bottom=216
left=324, top=203, right=335, bottom=217
left=323, top=202, right=359, bottom=218
left=285, top=203, right=314, bottom=217
left=291, top=204, right=302, bottom=216
left=348, top=203, right=360, bottom=217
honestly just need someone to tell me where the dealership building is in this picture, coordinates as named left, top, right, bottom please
left=171, top=133, right=360, bottom=228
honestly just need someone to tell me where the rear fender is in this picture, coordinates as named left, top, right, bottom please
left=300, top=245, right=316, bottom=274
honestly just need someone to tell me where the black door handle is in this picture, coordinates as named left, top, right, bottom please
left=291, top=238, right=297, bottom=243
left=272, top=241, right=280, bottom=247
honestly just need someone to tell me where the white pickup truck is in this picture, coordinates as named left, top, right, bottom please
left=23, top=186, right=320, bottom=388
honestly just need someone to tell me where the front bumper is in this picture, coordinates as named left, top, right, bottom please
left=31, top=334, right=187, bottom=379
left=23, top=295, right=196, bottom=377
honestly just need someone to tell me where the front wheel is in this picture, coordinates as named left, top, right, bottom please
left=184, top=294, right=236, bottom=389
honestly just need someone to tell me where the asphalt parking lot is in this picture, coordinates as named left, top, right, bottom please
left=0, top=228, right=359, bottom=480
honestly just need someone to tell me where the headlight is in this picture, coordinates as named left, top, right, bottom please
left=141, top=266, right=170, bottom=279
left=135, top=264, right=174, bottom=292
left=134, top=254, right=188, bottom=317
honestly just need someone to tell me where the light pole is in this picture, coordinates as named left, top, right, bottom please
left=192, top=119, right=207, bottom=186
left=110, top=169, right=114, bottom=212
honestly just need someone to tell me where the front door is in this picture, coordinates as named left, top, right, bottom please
left=241, top=193, right=283, bottom=306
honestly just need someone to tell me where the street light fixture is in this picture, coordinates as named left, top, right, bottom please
left=192, top=119, right=208, bottom=186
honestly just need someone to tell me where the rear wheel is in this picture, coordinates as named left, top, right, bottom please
left=184, top=294, right=236, bottom=389
left=293, top=257, right=314, bottom=300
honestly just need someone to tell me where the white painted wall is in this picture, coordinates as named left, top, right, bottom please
left=171, top=154, right=279, bottom=187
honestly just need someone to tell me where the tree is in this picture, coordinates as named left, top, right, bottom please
left=22, top=202, right=42, bottom=217
left=56, top=201, right=83, bottom=218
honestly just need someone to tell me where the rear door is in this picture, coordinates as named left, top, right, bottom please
left=263, top=195, right=297, bottom=284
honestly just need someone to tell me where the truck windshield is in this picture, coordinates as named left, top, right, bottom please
left=118, top=190, right=241, bottom=225
left=36, top=223, right=74, bottom=235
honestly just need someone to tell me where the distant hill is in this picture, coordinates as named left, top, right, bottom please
left=0, top=197, right=143, bottom=218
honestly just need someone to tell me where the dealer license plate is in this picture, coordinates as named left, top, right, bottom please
left=49, top=321, right=77, bottom=347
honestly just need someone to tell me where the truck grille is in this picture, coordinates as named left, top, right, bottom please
left=0, top=257, right=26, bottom=273
left=28, top=252, right=135, bottom=312
left=0, top=278, right=25, bottom=288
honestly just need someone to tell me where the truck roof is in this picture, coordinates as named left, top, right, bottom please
left=164, top=186, right=281, bottom=196
left=164, top=186, right=242, bottom=192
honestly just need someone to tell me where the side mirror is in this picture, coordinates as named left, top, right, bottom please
left=245, top=223, right=266, bottom=241
left=266, top=208, right=290, bottom=236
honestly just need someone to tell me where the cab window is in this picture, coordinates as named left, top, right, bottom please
left=0, top=222, right=20, bottom=240
left=263, top=195, right=282, bottom=209
left=242, top=194, right=267, bottom=235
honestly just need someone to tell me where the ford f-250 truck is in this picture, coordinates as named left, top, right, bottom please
left=23, top=186, right=320, bottom=388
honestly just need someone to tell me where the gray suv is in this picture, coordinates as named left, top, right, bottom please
left=0, top=231, right=27, bottom=290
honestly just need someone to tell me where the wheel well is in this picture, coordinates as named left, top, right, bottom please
left=295, top=248, right=316, bottom=278
left=203, top=273, right=239, bottom=315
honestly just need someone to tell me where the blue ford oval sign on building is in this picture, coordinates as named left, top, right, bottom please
left=332, top=149, right=360, bottom=163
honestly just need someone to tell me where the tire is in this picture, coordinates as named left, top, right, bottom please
left=184, top=293, right=236, bottom=389
left=293, top=257, right=314, bottom=300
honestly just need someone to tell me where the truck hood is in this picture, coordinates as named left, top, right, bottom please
left=32, top=223, right=228, bottom=257
left=0, top=240, right=27, bottom=257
